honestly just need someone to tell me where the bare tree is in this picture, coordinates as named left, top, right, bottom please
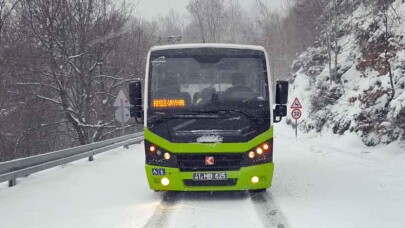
left=16, top=0, right=132, bottom=145
left=377, top=0, right=402, bottom=105
left=158, top=9, right=184, bottom=39
left=223, top=0, right=243, bottom=43
left=187, top=0, right=226, bottom=43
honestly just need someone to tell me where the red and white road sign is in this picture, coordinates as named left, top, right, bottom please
left=205, top=156, right=215, bottom=166
left=291, top=109, right=302, bottom=120
left=291, top=97, right=303, bottom=109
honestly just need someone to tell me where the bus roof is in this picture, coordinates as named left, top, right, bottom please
left=150, top=43, right=266, bottom=52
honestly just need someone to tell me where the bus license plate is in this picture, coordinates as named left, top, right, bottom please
left=192, top=173, right=227, bottom=181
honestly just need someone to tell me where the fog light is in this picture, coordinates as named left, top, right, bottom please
left=251, top=176, right=259, bottom=184
left=161, top=177, right=170, bottom=186
left=248, top=151, right=255, bottom=159
left=164, top=152, right=171, bottom=160
left=256, top=148, right=263, bottom=155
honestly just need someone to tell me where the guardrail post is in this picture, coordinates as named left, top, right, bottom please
left=88, top=155, right=94, bottom=161
left=8, top=179, right=16, bottom=187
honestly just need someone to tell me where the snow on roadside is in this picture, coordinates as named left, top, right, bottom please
left=272, top=123, right=405, bottom=228
left=0, top=144, right=158, bottom=228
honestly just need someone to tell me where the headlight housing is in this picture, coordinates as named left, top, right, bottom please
left=243, top=140, right=273, bottom=166
left=144, top=141, right=177, bottom=167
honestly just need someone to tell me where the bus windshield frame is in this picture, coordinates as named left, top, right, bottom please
left=147, top=48, right=271, bottom=123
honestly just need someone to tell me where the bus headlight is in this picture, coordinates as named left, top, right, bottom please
left=164, top=152, right=171, bottom=160
left=248, top=151, right=256, bottom=159
left=243, top=140, right=273, bottom=166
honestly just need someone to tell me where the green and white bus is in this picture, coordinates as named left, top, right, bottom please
left=129, top=44, right=288, bottom=192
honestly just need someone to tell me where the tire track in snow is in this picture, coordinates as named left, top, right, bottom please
left=143, top=192, right=183, bottom=228
left=250, top=191, right=289, bottom=228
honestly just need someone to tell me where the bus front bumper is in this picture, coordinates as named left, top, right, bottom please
left=145, top=163, right=274, bottom=191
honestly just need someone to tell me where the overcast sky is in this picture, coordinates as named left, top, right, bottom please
left=135, top=0, right=285, bottom=20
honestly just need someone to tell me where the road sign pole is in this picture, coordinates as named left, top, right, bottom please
left=113, top=90, right=130, bottom=149
left=120, top=99, right=125, bottom=137
left=295, top=119, right=298, bottom=139
left=120, top=99, right=129, bottom=149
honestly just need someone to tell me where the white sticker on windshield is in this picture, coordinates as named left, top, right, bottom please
left=197, top=135, right=224, bottom=143
left=151, top=56, right=166, bottom=66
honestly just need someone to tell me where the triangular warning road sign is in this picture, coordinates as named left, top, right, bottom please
left=291, top=97, right=303, bottom=109
left=113, top=90, right=131, bottom=107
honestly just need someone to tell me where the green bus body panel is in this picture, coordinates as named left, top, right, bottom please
left=145, top=163, right=274, bottom=191
left=144, top=127, right=273, bottom=153
left=143, top=127, right=274, bottom=191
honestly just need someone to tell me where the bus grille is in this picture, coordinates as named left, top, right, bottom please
left=176, top=154, right=244, bottom=172
left=184, top=179, right=237, bottom=187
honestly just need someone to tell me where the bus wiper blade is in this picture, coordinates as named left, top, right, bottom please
left=193, top=109, right=259, bottom=121
left=149, top=113, right=174, bottom=123
left=150, top=112, right=215, bottom=123
left=222, top=110, right=259, bottom=120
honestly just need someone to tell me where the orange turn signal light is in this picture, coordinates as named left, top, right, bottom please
left=262, top=143, right=270, bottom=151
left=149, top=145, right=156, bottom=153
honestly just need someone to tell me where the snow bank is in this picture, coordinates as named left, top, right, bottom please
left=272, top=123, right=405, bottom=228
left=289, top=0, right=405, bottom=146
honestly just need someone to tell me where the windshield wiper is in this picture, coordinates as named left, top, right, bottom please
left=191, top=109, right=260, bottom=121
left=149, top=111, right=218, bottom=123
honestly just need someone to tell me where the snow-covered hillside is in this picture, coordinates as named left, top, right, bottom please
left=289, top=0, right=405, bottom=146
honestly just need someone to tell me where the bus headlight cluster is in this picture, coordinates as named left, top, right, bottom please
left=248, top=142, right=271, bottom=160
left=148, top=144, right=172, bottom=160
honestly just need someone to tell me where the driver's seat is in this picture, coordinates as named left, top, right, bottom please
left=223, top=73, right=254, bottom=101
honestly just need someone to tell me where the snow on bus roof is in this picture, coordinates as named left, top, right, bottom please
left=150, top=43, right=266, bottom=52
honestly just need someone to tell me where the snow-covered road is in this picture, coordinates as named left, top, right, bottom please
left=0, top=124, right=404, bottom=228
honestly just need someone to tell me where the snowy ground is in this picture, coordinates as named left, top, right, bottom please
left=272, top=124, right=405, bottom=228
left=0, top=124, right=404, bottom=228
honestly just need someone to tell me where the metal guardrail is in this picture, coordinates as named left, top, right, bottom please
left=0, top=132, right=144, bottom=187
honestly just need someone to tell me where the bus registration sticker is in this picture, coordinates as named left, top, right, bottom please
left=193, top=173, right=227, bottom=181
left=152, top=168, right=165, bottom=176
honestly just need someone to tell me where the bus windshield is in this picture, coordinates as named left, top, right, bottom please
left=148, top=50, right=270, bottom=120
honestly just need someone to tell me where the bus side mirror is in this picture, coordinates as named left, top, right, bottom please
left=275, top=80, right=289, bottom=105
left=129, top=81, right=143, bottom=124
left=273, top=105, right=287, bottom=123
left=274, top=80, right=289, bottom=123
